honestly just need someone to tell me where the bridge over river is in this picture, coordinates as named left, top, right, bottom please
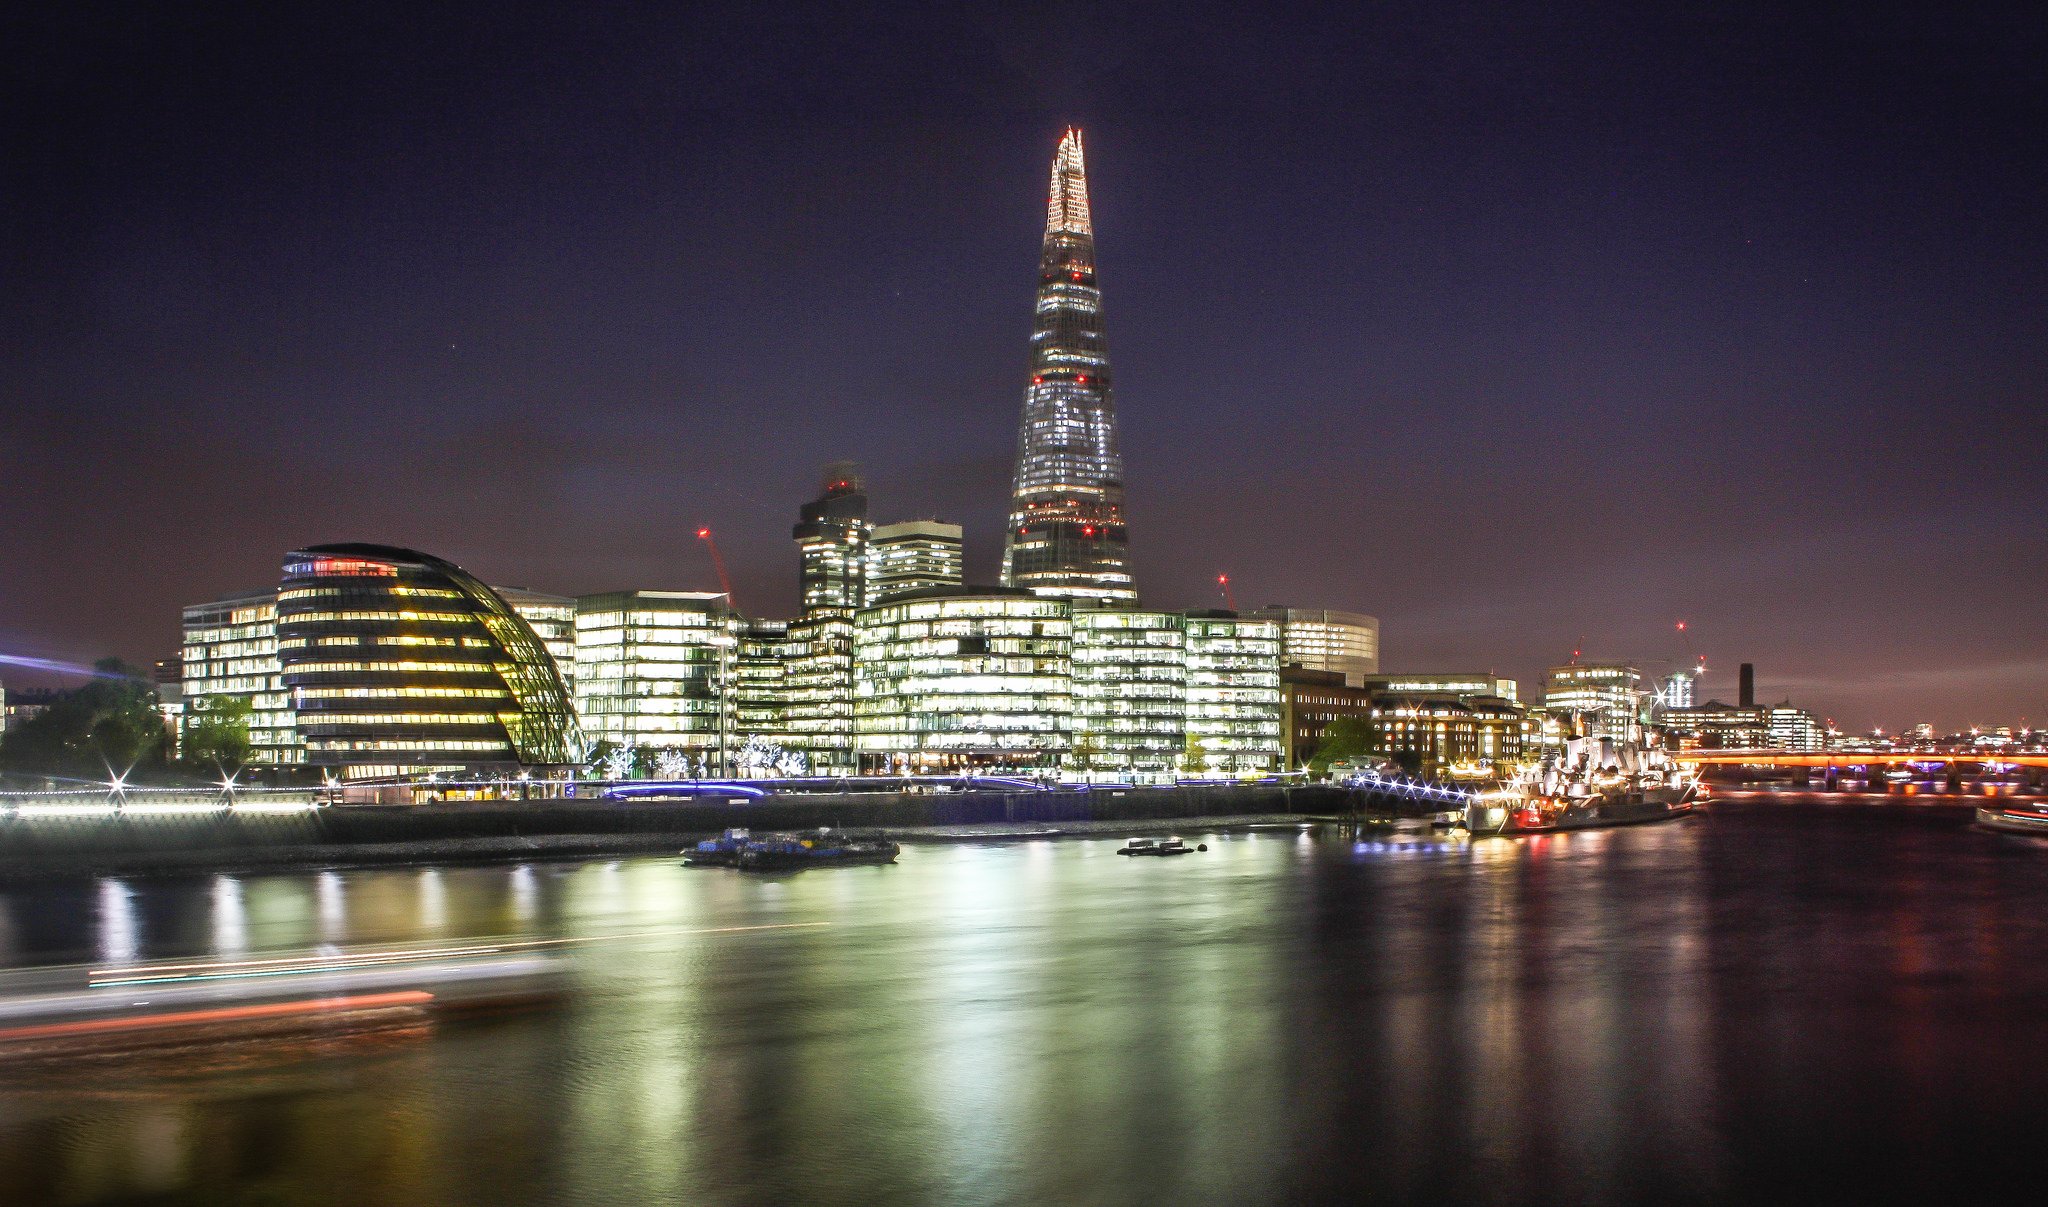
left=1675, top=750, right=2048, bottom=794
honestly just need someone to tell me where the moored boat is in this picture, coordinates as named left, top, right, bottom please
left=734, top=830, right=900, bottom=871
left=683, top=828, right=753, bottom=867
left=1116, top=837, right=1204, bottom=856
left=1467, top=733, right=1699, bottom=836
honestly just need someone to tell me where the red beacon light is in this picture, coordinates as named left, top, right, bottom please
left=696, top=527, right=710, bottom=539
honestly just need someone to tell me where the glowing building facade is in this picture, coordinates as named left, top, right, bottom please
left=497, top=588, right=577, bottom=698
left=572, top=591, right=732, bottom=766
left=1255, top=607, right=1381, bottom=686
left=793, top=463, right=869, bottom=617
left=180, top=588, right=301, bottom=766
left=1071, top=607, right=1186, bottom=779
left=1183, top=614, right=1283, bottom=774
left=1543, top=662, right=1643, bottom=739
left=1002, top=129, right=1134, bottom=603
left=781, top=613, right=857, bottom=771
left=868, top=521, right=964, bottom=602
left=853, top=588, right=1073, bottom=773
left=275, top=545, right=580, bottom=778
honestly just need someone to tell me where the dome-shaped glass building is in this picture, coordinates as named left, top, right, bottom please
left=276, top=544, right=580, bottom=779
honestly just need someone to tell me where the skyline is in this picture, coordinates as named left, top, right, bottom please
left=4, top=4, right=2045, bottom=730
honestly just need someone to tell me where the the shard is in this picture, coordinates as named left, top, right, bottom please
left=1000, top=129, right=1135, bottom=602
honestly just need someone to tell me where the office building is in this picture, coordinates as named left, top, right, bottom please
left=1001, top=129, right=1135, bottom=603
left=732, top=619, right=798, bottom=759
left=1280, top=667, right=1376, bottom=768
left=181, top=587, right=301, bottom=766
left=1661, top=702, right=1772, bottom=750
left=782, top=613, right=858, bottom=772
left=1071, top=606, right=1186, bottom=781
left=853, top=587, right=1072, bottom=773
left=1255, top=607, right=1380, bottom=686
left=1544, top=662, right=1642, bottom=739
left=792, top=462, right=869, bottom=616
left=573, top=590, right=733, bottom=769
left=275, top=544, right=580, bottom=778
left=498, top=588, right=578, bottom=698
left=1369, top=692, right=1530, bottom=776
left=1183, top=613, right=1283, bottom=774
left=1362, top=673, right=1518, bottom=703
left=867, top=520, right=964, bottom=602
left=1769, top=705, right=1827, bottom=752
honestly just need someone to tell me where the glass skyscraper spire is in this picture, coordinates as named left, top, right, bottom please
left=1001, top=129, right=1135, bottom=603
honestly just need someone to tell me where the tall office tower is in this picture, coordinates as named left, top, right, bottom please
left=793, top=462, right=870, bottom=615
left=1001, top=129, right=1135, bottom=603
left=867, top=520, right=965, bottom=601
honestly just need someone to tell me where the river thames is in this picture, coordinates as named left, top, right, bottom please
left=3, top=801, right=2046, bottom=1205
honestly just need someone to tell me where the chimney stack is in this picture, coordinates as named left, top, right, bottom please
left=1739, top=663, right=1755, bottom=708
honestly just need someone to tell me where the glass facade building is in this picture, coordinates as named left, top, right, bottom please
left=1002, top=129, right=1135, bottom=603
left=573, top=591, right=733, bottom=767
left=1255, top=607, right=1381, bottom=686
left=853, top=588, right=1073, bottom=774
left=793, top=462, right=869, bottom=616
left=275, top=545, right=580, bottom=778
left=181, top=588, right=301, bottom=766
left=1072, top=607, right=1186, bottom=781
left=781, top=613, right=857, bottom=772
left=497, top=587, right=577, bottom=699
left=1543, top=662, right=1643, bottom=739
left=867, top=521, right=965, bottom=602
left=1184, top=614, right=1283, bottom=774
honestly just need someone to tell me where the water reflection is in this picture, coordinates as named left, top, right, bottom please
left=4, top=806, right=2047, bottom=1204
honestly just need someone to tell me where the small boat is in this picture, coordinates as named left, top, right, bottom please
left=683, top=828, right=752, bottom=867
left=735, top=830, right=900, bottom=871
left=1116, top=837, right=1204, bottom=856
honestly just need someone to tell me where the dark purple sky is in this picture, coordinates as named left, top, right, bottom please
left=4, top=3, right=2044, bottom=730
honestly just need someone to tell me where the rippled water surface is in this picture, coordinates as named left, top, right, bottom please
left=4, top=802, right=2048, bottom=1205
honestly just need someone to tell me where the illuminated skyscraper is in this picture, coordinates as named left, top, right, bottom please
left=1002, top=129, right=1134, bottom=602
left=793, top=462, right=869, bottom=616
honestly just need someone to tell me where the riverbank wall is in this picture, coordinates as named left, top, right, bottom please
left=0, top=784, right=1355, bottom=878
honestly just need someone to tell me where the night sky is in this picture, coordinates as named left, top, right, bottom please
left=4, top=2, right=2044, bottom=730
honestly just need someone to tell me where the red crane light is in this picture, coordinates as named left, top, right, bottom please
left=695, top=528, right=735, bottom=609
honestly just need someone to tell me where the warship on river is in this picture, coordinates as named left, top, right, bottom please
left=1463, top=731, right=1702, bottom=836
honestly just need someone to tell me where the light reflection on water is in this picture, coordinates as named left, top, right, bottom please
left=2, top=805, right=2047, bottom=1205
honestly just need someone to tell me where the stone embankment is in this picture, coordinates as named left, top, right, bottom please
left=0, top=784, right=1358, bottom=878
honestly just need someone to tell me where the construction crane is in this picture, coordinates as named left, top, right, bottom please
left=696, top=528, right=736, bottom=611
left=1217, top=573, right=1239, bottom=612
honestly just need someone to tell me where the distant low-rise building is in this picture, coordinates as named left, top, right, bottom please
left=1364, top=672, right=1519, bottom=704
left=1660, top=702, right=1771, bottom=750
left=1368, top=692, right=1529, bottom=776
